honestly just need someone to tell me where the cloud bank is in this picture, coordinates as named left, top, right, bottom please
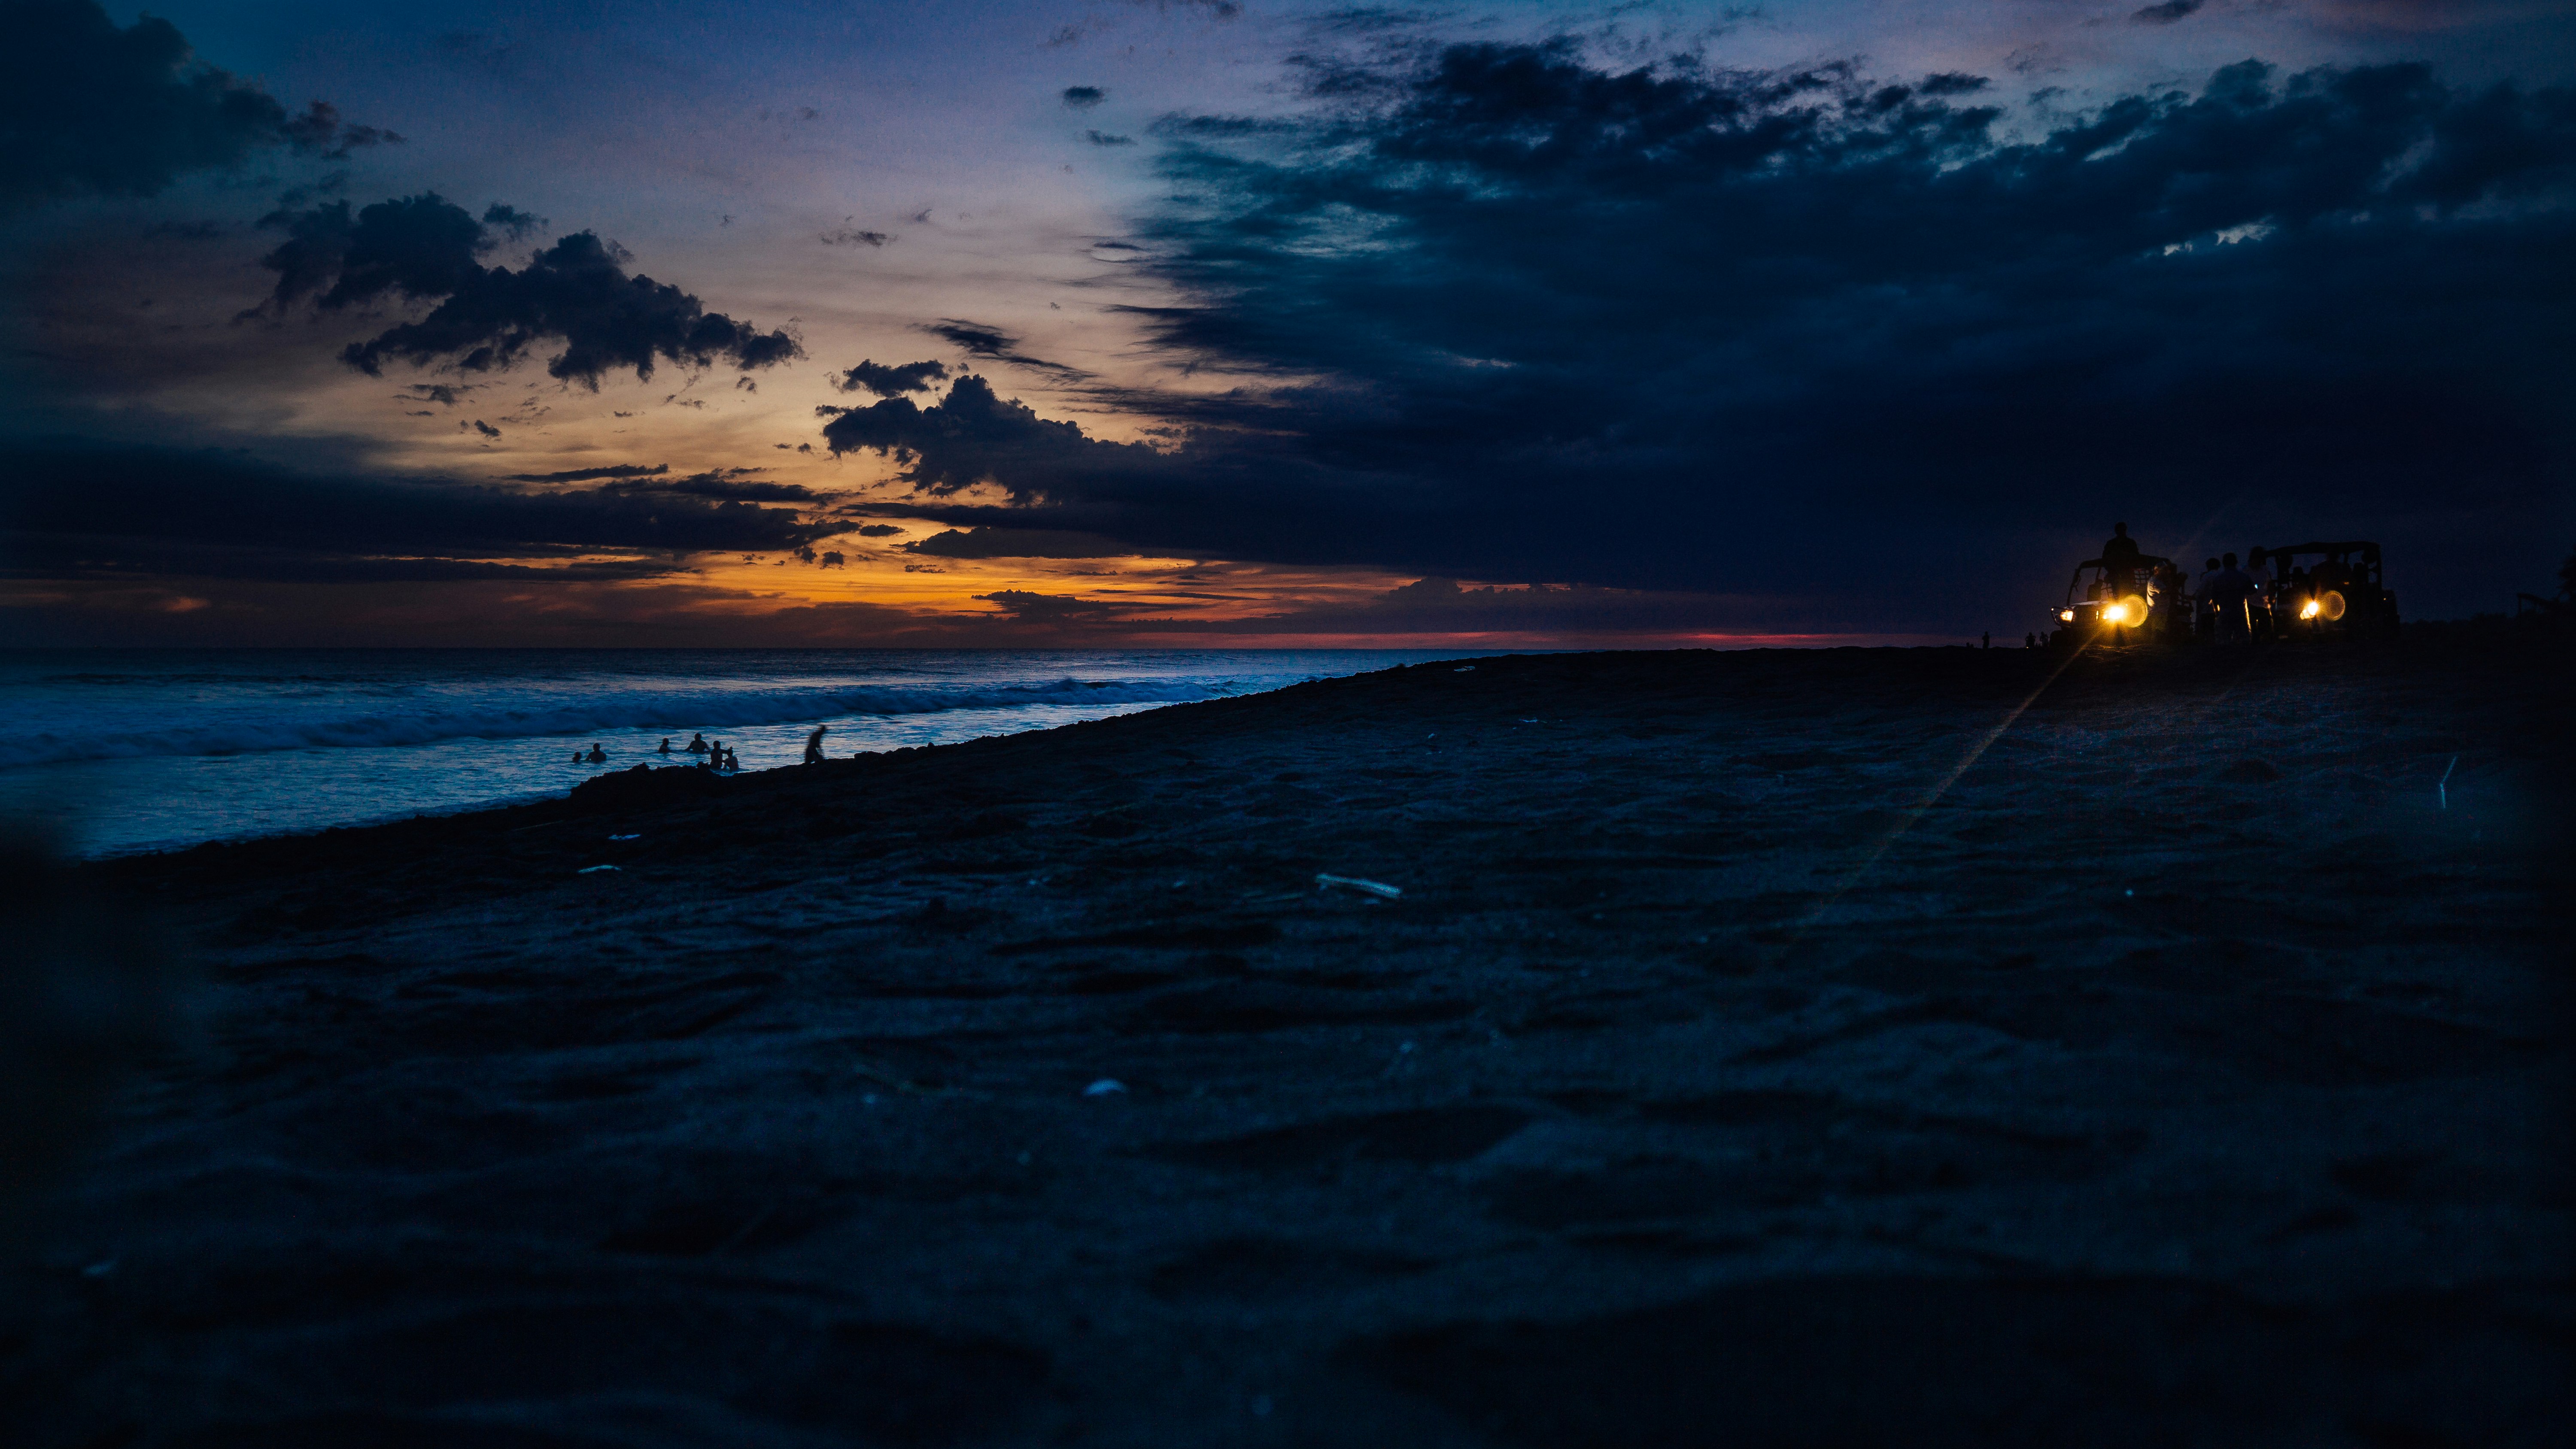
left=835, top=42, right=2575, bottom=624
left=2, top=442, right=833, bottom=584
left=1, top=0, right=397, bottom=212
left=835, top=359, right=951, bottom=397
left=254, top=193, right=804, bottom=386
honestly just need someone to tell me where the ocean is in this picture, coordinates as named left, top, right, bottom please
left=1, top=649, right=1453, bottom=857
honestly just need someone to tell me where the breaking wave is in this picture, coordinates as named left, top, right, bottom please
left=17, top=676, right=1233, bottom=767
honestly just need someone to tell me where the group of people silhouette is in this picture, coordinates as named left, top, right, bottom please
left=650, top=733, right=739, bottom=770
left=574, top=723, right=835, bottom=771
left=2195, top=551, right=2263, bottom=640
left=2097, top=523, right=2273, bottom=641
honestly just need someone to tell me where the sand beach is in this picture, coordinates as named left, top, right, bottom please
left=8, top=639, right=2570, bottom=1446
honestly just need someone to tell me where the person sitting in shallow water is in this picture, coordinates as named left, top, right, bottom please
left=723, top=746, right=741, bottom=771
left=686, top=733, right=709, bottom=755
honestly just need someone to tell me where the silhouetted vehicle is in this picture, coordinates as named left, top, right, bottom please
left=2247, top=541, right=2399, bottom=641
left=2047, top=553, right=2184, bottom=647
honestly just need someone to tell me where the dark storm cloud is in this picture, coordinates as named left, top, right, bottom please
left=972, top=590, right=1130, bottom=622
left=842, top=42, right=2575, bottom=623
left=481, top=203, right=544, bottom=240
left=1088, top=130, right=1138, bottom=146
left=275, top=100, right=402, bottom=158
left=504, top=463, right=669, bottom=483
left=1063, top=87, right=1108, bottom=109
left=605, top=469, right=819, bottom=503
left=820, top=374, right=1160, bottom=493
left=919, top=321, right=1089, bottom=379
left=2131, top=0, right=2206, bottom=22
left=1157, top=115, right=1297, bottom=137
left=4, top=536, right=677, bottom=584
left=1130, top=576, right=1787, bottom=636
left=252, top=193, right=804, bottom=386
left=834, top=359, right=950, bottom=397
left=902, top=527, right=1144, bottom=559
left=0, top=1, right=397, bottom=212
left=1307, top=6, right=1436, bottom=33
left=1, top=442, right=834, bottom=583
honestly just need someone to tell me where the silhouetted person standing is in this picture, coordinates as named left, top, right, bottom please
left=804, top=724, right=829, bottom=764
left=2100, top=523, right=2143, bottom=604
left=2210, top=552, right=2257, bottom=642
left=2151, top=561, right=2185, bottom=636
left=584, top=743, right=607, bottom=764
left=686, top=733, right=709, bottom=755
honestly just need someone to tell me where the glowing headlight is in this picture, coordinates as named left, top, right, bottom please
left=2300, top=599, right=2321, bottom=619
left=2319, top=589, right=2347, bottom=621
left=2060, top=609, right=2076, bottom=622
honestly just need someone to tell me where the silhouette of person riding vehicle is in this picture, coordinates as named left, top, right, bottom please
left=2046, top=523, right=2183, bottom=647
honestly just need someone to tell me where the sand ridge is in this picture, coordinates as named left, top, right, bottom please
left=10, top=641, right=2571, bottom=1446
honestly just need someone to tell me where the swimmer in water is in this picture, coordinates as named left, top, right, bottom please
left=658, top=737, right=673, bottom=755
left=686, top=733, right=709, bottom=755
left=585, top=743, right=607, bottom=764
left=723, top=746, right=740, bottom=771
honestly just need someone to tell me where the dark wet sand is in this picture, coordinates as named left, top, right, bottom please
left=10, top=640, right=2572, bottom=1446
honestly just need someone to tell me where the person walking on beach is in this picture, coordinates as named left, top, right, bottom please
left=686, top=733, right=709, bottom=755
left=804, top=724, right=829, bottom=764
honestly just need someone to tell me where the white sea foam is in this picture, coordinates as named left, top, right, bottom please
left=14, top=676, right=1227, bottom=766
left=2, top=648, right=1453, bottom=856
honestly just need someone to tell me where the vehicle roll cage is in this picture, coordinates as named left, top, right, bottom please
left=2250, top=541, right=2383, bottom=588
left=2063, top=555, right=2174, bottom=605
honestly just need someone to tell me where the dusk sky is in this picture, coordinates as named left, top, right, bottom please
left=4, top=0, right=2571, bottom=646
